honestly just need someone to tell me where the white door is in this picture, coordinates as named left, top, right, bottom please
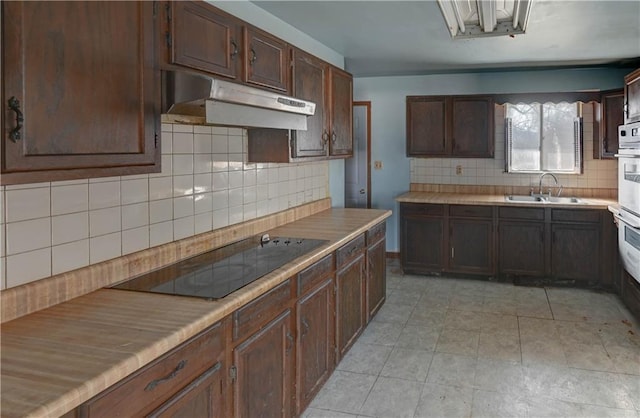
left=345, top=103, right=369, bottom=208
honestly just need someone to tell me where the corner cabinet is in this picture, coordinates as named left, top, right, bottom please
left=594, top=89, right=624, bottom=159
left=624, top=67, right=640, bottom=123
left=1, top=1, right=160, bottom=185
left=406, top=95, right=494, bottom=158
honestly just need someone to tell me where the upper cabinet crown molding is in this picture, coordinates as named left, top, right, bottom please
left=1, top=1, right=160, bottom=185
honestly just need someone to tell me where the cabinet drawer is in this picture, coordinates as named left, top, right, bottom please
left=400, top=203, right=445, bottom=217
left=336, top=234, right=366, bottom=268
left=499, top=206, right=545, bottom=221
left=551, top=209, right=601, bottom=223
left=366, top=222, right=386, bottom=245
left=81, top=322, right=225, bottom=418
left=449, top=205, right=493, bottom=218
left=233, top=279, right=292, bottom=341
left=298, top=254, right=334, bottom=296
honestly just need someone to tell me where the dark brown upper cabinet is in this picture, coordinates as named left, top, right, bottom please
left=406, top=95, right=494, bottom=158
left=243, top=25, right=290, bottom=93
left=290, top=48, right=330, bottom=159
left=624, top=68, right=640, bottom=124
left=1, top=1, right=160, bottom=185
left=327, top=67, right=354, bottom=157
left=168, top=1, right=242, bottom=80
left=594, top=89, right=624, bottom=159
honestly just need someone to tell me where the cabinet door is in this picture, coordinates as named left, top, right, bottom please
left=233, top=310, right=293, bottom=418
left=328, top=67, right=353, bottom=156
left=624, top=68, right=640, bottom=123
left=366, top=238, right=386, bottom=320
left=2, top=1, right=159, bottom=185
left=296, top=279, right=335, bottom=414
left=451, top=96, right=494, bottom=157
left=594, top=90, right=624, bottom=159
left=551, top=223, right=601, bottom=282
left=498, top=221, right=545, bottom=276
left=170, top=1, right=241, bottom=79
left=291, top=49, right=329, bottom=158
left=336, top=254, right=365, bottom=358
left=244, top=26, right=289, bottom=93
left=400, top=216, right=445, bottom=273
left=449, top=219, right=494, bottom=274
left=406, top=97, right=447, bottom=156
left=149, top=362, right=225, bottom=418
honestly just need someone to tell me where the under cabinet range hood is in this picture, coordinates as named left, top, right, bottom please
left=163, top=71, right=315, bottom=130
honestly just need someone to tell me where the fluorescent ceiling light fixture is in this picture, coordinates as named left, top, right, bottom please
left=437, top=0, right=533, bottom=38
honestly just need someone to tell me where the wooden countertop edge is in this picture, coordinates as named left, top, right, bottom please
left=395, top=191, right=617, bottom=210
left=1, top=208, right=392, bottom=418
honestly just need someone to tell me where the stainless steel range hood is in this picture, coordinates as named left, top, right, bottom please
left=163, top=71, right=315, bottom=130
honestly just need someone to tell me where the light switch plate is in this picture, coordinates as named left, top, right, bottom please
left=374, top=161, right=383, bottom=170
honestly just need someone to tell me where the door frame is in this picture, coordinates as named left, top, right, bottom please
left=352, top=101, right=372, bottom=208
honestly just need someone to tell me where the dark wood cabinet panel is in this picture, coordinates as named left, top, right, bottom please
left=406, top=95, right=494, bottom=158
left=336, top=254, right=365, bottom=358
left=149, top=362, right=225, bottom=418
left=366, top=237, right=386, bottom=320
left=551, top=223, right=601, bottom=283
left=624, top=68, right=640, bottom=123
left=296, top=278, right=335, bottom=414
left=451, top=96, right=494, bottom=157
left=291, top=49, right=329, bottom=158
left=400, top=212, right=445, bottom=273
left=449, top=218, right=494, bottom=274
left=233, top=279, right=291, bottom=341
left=498, top=221, right=545, bottom=276
left=328, top=67, right=353, bottom=157
left=232, top=309, right=293, bottom=418
left=1, top=1, right=160, bottom=185
left=243, top=26, right=289, bottom=93
left=406, top=97, right=447, bottom=156
left=594, top=89, right=624, bottom=159
left=170, top=1, right=241, bottom=79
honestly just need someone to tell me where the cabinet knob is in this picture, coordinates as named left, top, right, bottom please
left=250, top=48, right=257, bottom=65
left=331, top=131, right=337, bottom=144
left=230, top=39, right=239, bottom=59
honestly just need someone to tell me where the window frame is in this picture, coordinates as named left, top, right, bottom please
left=505, top=102, right=583, bottom=174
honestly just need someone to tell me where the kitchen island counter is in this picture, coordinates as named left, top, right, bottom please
left=0, top=207, right=391, bottom=418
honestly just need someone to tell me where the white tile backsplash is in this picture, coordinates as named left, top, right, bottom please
left=411, top=103, right=617, bottom=188
left=0, top=124, right=329, bottom=289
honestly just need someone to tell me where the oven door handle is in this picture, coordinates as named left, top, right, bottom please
left=614, top=213, right=640, bottom=229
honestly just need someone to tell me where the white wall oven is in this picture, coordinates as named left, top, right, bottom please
left=616, top=121, right=640, bottom=283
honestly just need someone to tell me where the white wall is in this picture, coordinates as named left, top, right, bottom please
left=354, top=67, right=630, bottom=252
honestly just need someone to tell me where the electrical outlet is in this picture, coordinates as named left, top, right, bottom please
left=455, top=165, right=463, bottom=175
left=374, top=161, right=383, bottom=170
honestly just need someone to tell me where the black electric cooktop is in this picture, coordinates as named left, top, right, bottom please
left=112, top=235, right=328, bottom=300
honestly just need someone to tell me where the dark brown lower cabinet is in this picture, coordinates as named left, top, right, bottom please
left=232, top=309, right=294, bottom=418
left=336, top=252, right=366, bottom=358
left=621, top=271, right=640, bottom=319
left=551, top=223, right=601, bottom=283
left=449, top=218, right=493, bottom=275
left=296, top=278, right=335, bottom=414
left=367, top=237, right=386, bottom=319
left=400, top=209, right=445, bottom=274
left=498, top=221, right=545, bottom=276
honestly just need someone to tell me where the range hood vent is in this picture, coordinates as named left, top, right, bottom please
left=163, top=71, right=315, bottom=130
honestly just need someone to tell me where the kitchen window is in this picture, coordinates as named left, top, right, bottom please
left=505, top=102, right=582, bottom=174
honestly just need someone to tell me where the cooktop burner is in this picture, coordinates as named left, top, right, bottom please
left=112, top=235, right=328, bottom=300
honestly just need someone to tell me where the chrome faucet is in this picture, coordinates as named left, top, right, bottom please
left=537, top=172, right=562, bottom=197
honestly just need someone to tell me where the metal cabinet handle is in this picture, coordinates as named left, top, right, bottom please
left=230, top=39, right=239, bottom=59
left=144, top=359, right=187, bottom=391
left=8, top=97, right=23, bottom=142
left=250, top=48, right=257, bottom=65
left=331, top=131, right=337, bottom=144
left=322, top=130, right=329, bottom=148
left=301, top=317, right=310, bottom=337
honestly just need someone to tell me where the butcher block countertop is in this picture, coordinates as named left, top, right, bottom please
left=396, top=191, right=617, bottom=209
left=0, top=208, right=391, bottom=418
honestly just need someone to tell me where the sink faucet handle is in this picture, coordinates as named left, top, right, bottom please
left=557, top=185, right=563, bottom=197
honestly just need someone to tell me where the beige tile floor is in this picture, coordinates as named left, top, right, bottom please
left=304, top=259, right=640, bottom=418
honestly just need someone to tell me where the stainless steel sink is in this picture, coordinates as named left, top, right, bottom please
left=504, top=195, right=583, bottom=204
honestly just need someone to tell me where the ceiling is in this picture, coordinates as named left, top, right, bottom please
left=252, top=0, right=640, bottom=77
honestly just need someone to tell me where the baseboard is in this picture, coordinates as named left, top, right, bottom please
left=386, top=251, right=400, bottom=259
